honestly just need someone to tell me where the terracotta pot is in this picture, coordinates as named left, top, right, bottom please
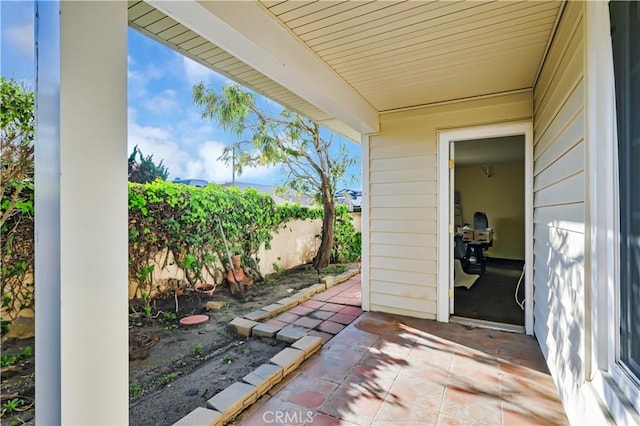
left=195, top=283, right=215, bottom=296
left=231, top=254, right=242, bottom=269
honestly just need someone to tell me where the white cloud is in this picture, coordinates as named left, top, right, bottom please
left=185, top=140, right=277, bottom=184
left=5, top=21, right=33, bottom=59
left=181, top=54, right=233, bottom=89
left=128, top=63, right=166, bottom=100
left=128, top=109, right=276, bottom=184
left=142, top=89, right=179, bottom=115
left=182, top=56, right=212, bottom=87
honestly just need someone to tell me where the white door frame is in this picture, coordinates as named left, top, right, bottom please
left=437, top=121, right=534, bottom=335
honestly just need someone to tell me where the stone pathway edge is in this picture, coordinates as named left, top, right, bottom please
left=172, top=268, right=361, bottom=426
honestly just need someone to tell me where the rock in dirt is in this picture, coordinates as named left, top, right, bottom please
left=204, top=301, right=225, bottom=311
left=0, top=365, right=22, bottom=378
left=2, top=317, right=35, bottom=342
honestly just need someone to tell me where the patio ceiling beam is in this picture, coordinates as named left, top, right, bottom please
left=145, top=0, right=379, bottom=136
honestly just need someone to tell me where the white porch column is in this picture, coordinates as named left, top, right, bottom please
left=35, top=1, right=128, bottom=424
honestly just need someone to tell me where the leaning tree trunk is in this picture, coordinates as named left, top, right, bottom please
left=314, top=182, right=335, bottom=269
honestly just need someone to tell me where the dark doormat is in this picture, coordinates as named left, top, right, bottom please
left=454, top=258, right=525, bottom=326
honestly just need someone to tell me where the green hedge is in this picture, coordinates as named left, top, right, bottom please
left=2, top=180, right=362, bottom=328
left=1, top=181, right=34, bottom=333
left=128, top=180, right=323, bottom=296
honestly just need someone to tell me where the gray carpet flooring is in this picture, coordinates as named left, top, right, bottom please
left=454, top=258, right=526, bottom=326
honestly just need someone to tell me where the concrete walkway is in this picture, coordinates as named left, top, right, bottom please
left=236, top=275, right=568, bottom=425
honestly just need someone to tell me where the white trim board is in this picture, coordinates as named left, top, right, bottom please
left=437, top=122, right=534, bottom=335
left=585, top=2, right=640, bottom=424
left=361, top=133, right=371, bottom=311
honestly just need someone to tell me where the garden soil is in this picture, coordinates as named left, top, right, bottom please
left=1, top=263, right=350, bottom=426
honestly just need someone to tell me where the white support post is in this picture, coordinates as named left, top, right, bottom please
left=35, top=2, right=129, bottom=424
left=361, top=134, right=371, bottom=311
left=35, top=1, right=62, bottom=423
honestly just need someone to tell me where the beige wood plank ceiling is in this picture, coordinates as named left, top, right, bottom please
left=260, top=0, right=563, bottom=111
left=129, top=0, right=563, bottom=133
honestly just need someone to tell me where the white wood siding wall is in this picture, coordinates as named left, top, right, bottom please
left=532, top=1, right=586, bottom=400
left=368, top=92, right=532, bottom=319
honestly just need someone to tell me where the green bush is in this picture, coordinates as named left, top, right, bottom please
left=2, top=175, right=351, bottom=325
left=331, top=204, right=362, bottom=264
left=1, top=78, right=35, bottom=331
left=128, top=181, right=321, bottom=297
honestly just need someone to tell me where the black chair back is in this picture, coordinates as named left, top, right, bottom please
left=474, top=211, right=489, bottom=229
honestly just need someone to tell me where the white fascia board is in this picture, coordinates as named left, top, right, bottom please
left=317, top=118, right=362, bottom=144
left=147, top=0, right=379, bottom=136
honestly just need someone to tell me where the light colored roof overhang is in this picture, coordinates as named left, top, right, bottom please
left=129, top=1, right=564, bottom=140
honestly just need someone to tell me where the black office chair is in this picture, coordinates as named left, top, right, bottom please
left=454, top=234, right=469, bottom=273
left=474, top=211, right=489, bottom=229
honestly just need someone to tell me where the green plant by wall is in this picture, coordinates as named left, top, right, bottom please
left=331, top=204, right=362, bottom=264
left=1, top=345, right=32, bottom=368
left=129, top=384, right=142, bottom=399
left=1, top=78, right=35, bottom=330
left=158, top=372, right=179, bottom=386
left=128, top=181, right=322, bottom=298
left=1, top=174, right=328, bottom=326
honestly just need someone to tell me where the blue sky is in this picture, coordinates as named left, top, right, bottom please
left=1, top=1, right=361, bottom=189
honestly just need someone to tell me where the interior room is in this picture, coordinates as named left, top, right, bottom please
left=452, top=136, right=526, bottom=327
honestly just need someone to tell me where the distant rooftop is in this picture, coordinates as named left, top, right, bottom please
left=172, top=178, right=208, bottom=188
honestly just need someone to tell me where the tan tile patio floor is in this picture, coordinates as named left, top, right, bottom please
left=236, top=276, right=568, bottom=425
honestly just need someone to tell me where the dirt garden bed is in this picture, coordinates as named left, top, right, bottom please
left=1, top=263, right=352, bottom=425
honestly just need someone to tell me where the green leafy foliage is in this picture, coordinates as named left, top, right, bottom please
left=2, top=166, right=356, bottom=329
left=128, top=145, right=169, bottom=183
left=129, top=384, right=142, bottom=399
left=2, top=398, right=22, bottom=414
left=1, top=345, right=32, bottom=367
left=158, top=372, right=178, bottom=386
left=128, top=181, right=320, bottom=297
left=1, top=78, right=35, bottom=328
left=191, top=343, right=203, bottom=357
left=331, top=204, right=362, bottom=263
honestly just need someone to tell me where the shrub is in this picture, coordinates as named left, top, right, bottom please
left=331, top=204, right=361, bottom=264
left=1, top=78, right=35, bottom=330
left=128, top=181, right=321, bottom=297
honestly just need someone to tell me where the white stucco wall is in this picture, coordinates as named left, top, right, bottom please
left=127, top=218, right=323, bottom=298
left=366, top=92, right=532, bottom=319
left=257, top=218, right=322, bottom=275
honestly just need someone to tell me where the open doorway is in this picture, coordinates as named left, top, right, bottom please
left=437, top=122, right=534, bottom=335
left=452, top=136, right=525, bottom=329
